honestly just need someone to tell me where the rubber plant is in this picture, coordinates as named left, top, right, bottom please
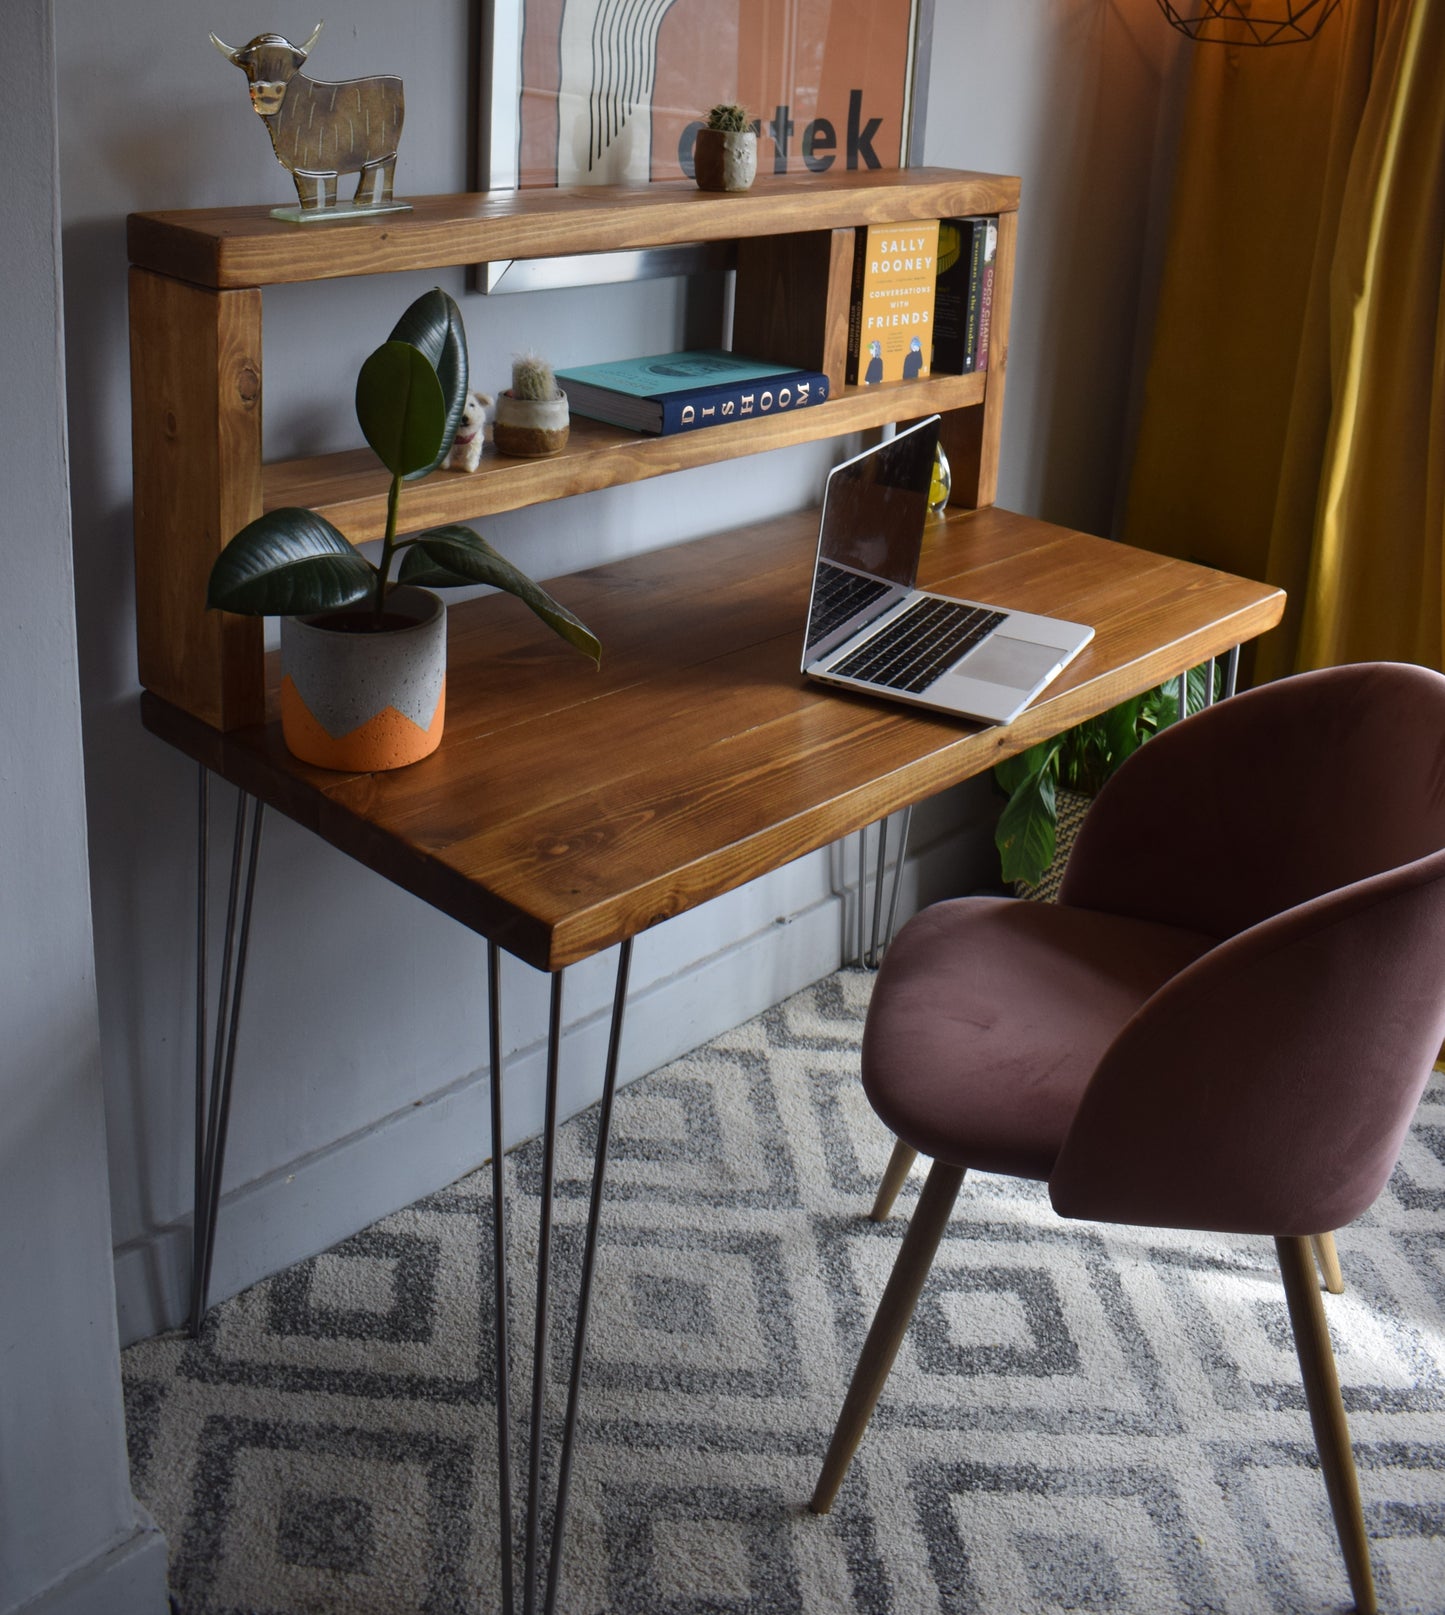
left=206, top=287, right=600, bottom=664
left=993, top=666, right=1216, bottom=886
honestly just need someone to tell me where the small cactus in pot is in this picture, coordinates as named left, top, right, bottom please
left=693, top=102, right=758, bottom=193
left=494, top=350, right=570, bottom=457
left=706, top=103, right=750, bottom=133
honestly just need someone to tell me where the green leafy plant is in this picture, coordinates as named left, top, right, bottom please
left=510, top=352, right=558, bottom=401
left=705, top=102, right=751, bottom=132
left=206, top=289, right=599, bottom=663
left=993, top=666, right=1216, bottom=886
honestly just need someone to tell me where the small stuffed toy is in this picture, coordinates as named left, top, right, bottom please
left=444, top=390, right=493, bottom=473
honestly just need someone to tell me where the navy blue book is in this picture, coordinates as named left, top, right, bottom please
left=556, top=349, right=830, bottom=435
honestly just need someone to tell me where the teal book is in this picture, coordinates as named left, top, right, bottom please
left=556, top=349, right=829, bottom=435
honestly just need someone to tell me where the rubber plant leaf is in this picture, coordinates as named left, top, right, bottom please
left=994, top=752, right=1058, bottom=887
left=388, top=289, right=469, bottom=480
left=398, top=524, right=602, bottom=665
left=355, top=340, right=448, bottom=479
left=206, top=507, right=375, bottom=616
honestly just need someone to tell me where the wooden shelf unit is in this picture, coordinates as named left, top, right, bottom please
left=128, top=167, right=1021, bottom=731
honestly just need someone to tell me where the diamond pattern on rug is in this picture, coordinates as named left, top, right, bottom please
left=122, top=970, right=1445, bottom=1614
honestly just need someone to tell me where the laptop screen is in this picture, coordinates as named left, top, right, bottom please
left=804, top=416, right=940, bottom=662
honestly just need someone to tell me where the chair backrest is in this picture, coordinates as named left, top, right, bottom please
left=1049, top=662, right=1445, bottom=1236
left=1049, top=849, right=1445, bottom=1234
left=1059, top=661, right=1445, bottom=941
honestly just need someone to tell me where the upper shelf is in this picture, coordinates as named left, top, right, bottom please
left=127, top=167, right=1022, bottom=290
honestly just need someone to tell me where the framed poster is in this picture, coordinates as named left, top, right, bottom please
left=474, top=0, right=932, bottom=290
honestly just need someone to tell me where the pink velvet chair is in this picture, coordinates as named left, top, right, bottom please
left=810, top=663, right=1445, bottom=1615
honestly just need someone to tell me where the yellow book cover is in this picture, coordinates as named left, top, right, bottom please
left=847, top=219, right=940, bottom=385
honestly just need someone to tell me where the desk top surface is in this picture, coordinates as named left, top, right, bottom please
left=141, top=505, right=1283, bottom=971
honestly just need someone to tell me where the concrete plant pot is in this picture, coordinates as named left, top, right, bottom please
left=493, top=390, right=570, bottom=457
left=693, top=129, right=757, bottom=192
left=279, top=585, right=446, bottom=771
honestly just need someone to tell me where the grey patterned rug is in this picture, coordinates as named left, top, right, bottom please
left=123, top=970, right=1445, bottom=1614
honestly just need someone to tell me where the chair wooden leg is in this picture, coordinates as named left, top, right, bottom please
left=1275, top=1235, right=1377, bottom=1614
left=811, top=1160, right=967, bottom=1514
left=869, top=1137, right=918, bottom=1221
left=1312, top=1231, right=1346, bottom=1295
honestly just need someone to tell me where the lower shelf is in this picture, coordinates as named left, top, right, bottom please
left=263, top=371, right=989, bottom=544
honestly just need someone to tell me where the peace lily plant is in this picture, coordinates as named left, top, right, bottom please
left=206, top=287, right=599, bottom=660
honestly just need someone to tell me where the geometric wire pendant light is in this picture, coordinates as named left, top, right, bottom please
left=1155, top=0, right=1343, bottom=44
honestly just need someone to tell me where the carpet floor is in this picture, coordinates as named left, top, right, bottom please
left=122, top=969, right=1445, bottom=1614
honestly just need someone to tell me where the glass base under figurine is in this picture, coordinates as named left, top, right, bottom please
left=271, top=199, right=414, bottom=225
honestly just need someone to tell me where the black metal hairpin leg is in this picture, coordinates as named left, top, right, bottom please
left=1223, top=644, right=1240, bottom=698
left=189, top=768, right=266, bottom=1337
left=487, top=942, right=516, bottom=1615
left=544, top=938, right=633, bottom=1615
left=860, top=805, right=913, bottom=970
left=522, top=974, right=566, bottom=1613
left=854, top=827, right=868, bottom=966
left=487, top=941, right=632, bottom=1615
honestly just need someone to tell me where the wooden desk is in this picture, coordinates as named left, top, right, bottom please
left=141, top=503, right=1283, bottom=1613
left=143, top=503, right=1283, bottom=967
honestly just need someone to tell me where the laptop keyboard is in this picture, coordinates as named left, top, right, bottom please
left=809, top=563, right=893, bottom=642
left=831, top=597, right=1007, bottom=693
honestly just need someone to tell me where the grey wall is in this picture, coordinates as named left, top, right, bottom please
left=923, top=0, right=1188, bottom=533
left=50, top=1, right=1185, bottom=1346
left=0, top=5, right=168, bottom=1612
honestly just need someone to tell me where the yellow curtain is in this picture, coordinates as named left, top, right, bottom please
left=1122, top=0, right=1445, bottom=680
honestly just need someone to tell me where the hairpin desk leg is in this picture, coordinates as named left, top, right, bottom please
left=544, top=939, right=633, bottom=1615
left=879, top=805, right=912, bottom=963
left=189, top=769, right=266, bottom=1337
left=487, top=942, right=516, bottom=1615
left=854, top=827, right=868, bottom=965
left=521, top=974, right=566, bottom=1613
left=485, top=941, right=632, bottom=1615
left=860, top=806, right=913, bottom=970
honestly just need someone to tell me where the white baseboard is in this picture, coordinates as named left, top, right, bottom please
left=8, top=1512, right=168, bottom=1615
left=114, top=796, right=995, bottom=1346
left=115, top=881, right=847, bottom=1344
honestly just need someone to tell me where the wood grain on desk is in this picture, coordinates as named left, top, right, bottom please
left=141, top=506, right=1284, bottom=972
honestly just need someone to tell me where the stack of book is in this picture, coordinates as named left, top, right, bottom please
left=845, top=220, right=941, bottom=385
left=554, top=350, right=829, bottom=436
left=931, top=216, right=998, bottom=375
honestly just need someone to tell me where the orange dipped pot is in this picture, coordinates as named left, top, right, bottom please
left=279, top=586, right=445, bottom=772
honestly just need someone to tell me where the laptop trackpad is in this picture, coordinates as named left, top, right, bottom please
left=960, top=635, right=1063, bottom=689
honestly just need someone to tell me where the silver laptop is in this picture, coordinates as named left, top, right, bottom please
left=802, top=417, right=1093, bottom=725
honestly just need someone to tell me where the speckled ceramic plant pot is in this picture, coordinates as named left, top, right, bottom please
left=279, top=586, right=445, bottom=771
left=693, top=128, right=757, bottom=192
left=493, top=390, right=570, bottom=457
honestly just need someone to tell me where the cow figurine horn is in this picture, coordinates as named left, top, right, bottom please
left=297, top=20, right=323, bottom=58
left=208, top=30, right=242, bottom=64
